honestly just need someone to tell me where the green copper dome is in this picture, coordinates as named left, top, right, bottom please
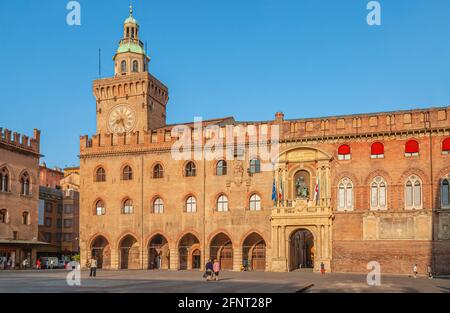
left=124, top=16, right=138, bottom=25
left=117, top=42, right=145, bottom=55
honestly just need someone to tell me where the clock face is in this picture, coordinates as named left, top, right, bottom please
left=108, top=105, right=137, bottom=134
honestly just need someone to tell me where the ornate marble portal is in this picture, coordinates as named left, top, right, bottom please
left=270, top=147, right=333, bottom=272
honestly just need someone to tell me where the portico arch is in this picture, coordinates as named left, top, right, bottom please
left=148, top=234, right=170, bottom=270
left=210, top=233, right=233, bottom=270
left=118, top=234, right=140, bottom=269
left=178, top=233, right=200, bottom=270
left=90, top=235, right=111, bottom=269
left=289, top=228, right=315, bottom=270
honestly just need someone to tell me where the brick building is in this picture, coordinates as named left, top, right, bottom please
left=60, top=168, right=80, bottom=255
left=37, top=165, right=79, bottom=258
left=0, top=127, right=45, bottom=269
left=79, top=8, right=450, bottom=275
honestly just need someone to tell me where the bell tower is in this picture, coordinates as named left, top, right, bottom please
left=93, top=5, right=169, bottom=135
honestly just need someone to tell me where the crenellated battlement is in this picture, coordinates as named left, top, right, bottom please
left=0, top=127, right=40, bottom=155
left=80, top=106, right=450, bottom=156
left=279, top=106, right=450, bottom=139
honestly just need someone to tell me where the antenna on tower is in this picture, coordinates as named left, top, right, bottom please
left=98, top=48, right=102, bottom=78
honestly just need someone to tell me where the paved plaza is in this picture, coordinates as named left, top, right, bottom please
left=0, top=269, right=449, bottom=293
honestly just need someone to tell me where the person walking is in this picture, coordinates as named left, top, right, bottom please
left=413, top=264, right=418, bottom=278
left=49, top=259, right=54, bottom=270
left=204, top=259, right=213, bottom=281
left=213, top=259, right=220, bottom=281
left=320, top=262, right=326, bottom=275
left=89, top=256, right=98, bottom=278
left=36, top=258, right=41, bottom=270
left=427, top=264, right=433, bottom=279
left=22, top=258, right=29, bottom=270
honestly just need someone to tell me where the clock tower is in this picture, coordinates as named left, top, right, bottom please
left=93, top=5, right=169, bottom=135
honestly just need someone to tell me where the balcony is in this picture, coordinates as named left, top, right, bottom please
left=271, top=199, right=332, bottom=217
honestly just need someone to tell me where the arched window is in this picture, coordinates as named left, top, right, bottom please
left=371, top=142, right=384, bottom=159
left=95, top=200, right=106, bottom=216
left=337, top=178, right=353, bottom=211
left=122, top=199, right=133, bottom=214
left=217, top=195, right=229, bottom=212
left=405, top=140, right=419, bottom=157
left=22, top=212, right=29, bottom=225
left=132, top=60, right=139, bottom=72
left=338, top=145, right=351, bottom=160
left=442, top=138, right=450, bottom=155
left=95, top=167, right=106, bottom=182
left=249, top=194, right=261, bottom=211
left=0, top=167, right=9, bottom=192
left=153, top=198, right=164, bottom=214
left=441, top=176, right=450, bottom=208
left=185, top=162, right=196, bottom=177
left=370, top=176, right=387, bottom=210
left=122, top=165, right=133, bottom=181
left=0, top=209, right=7, bottom=223
left=216, top=160, right=227, bottom=176
left=121, top=60, right=127, bottom=73
left=249, top=158, right=261, bottom=174
left=186, top=196, right=197, bottom=213
left=20, top=172, right=30, bottom=196
left=153, top=164, right=164, bottom=179
left=405, top=175, right=422, bottom=210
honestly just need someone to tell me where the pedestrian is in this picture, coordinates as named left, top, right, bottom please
left=204, top=259, right=213, bottom=281
left=89, top=256, right=98, bottom=278
left=36, top=258, right=41, bottom=270
left=22, top=258, right=29, bottom=270
left=320, top=262, right=325, bottom=275
left=49, top=259, right=54, bottom=270
left=427, top=264, right=433, bottom=279
left=413, top=264, right=418, bottom=278
left=213, top=259, right=220, bottom=281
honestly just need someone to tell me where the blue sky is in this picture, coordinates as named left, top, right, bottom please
left=1, top=0, right=450, bottom=167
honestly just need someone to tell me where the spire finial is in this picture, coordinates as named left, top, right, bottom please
left=129, top=1, right=133, bottom=16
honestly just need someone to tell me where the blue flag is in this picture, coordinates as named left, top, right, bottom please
left=272, top=179, right=277, bottom=204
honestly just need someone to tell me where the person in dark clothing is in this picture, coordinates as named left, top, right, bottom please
left=204, top=259, right=214, bottom=281
left=320, top=262, right=326, bottom=275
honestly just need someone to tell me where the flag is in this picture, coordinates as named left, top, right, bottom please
left=272, top=179, right=277, bottom=205
left=314, top=176, right=320, bottom=203
left=279, top=179, right=284, bottom=206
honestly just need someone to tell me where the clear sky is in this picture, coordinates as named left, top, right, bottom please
left=1, top=0, right=450, bottom=168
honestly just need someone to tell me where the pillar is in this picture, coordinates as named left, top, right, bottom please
left=233, top=247, right=242, bottom=271
left=170, top=248, right=179, bottom=271
left=111, top=248, right=119, bottom=270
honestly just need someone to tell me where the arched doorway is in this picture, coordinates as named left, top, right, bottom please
left=91, top=235, right=111, bottom=269
left=178, top=233, right=200, bottom=270
left=210, top=233, right=233, bottom=270
left=242, top=233, right=266, bottom=271
left=289, top=229, right=314, bottom=271
left=119, top=235, right=140, bottom=269
left=148, top=234, right=170, bottom=270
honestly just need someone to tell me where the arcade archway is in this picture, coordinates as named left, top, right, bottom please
left=178, top=233, right=200, bottom=270
left=91, top=235, right=111, bottom=269
left=148, top=234, right=170, bottom=270
left=119, top=235, right=140, bottom=269
left=210, top=233, right=233, bottom=270
left=242, top=233, right=266, bottom=271
left=289, top=229, right=314, bottom=271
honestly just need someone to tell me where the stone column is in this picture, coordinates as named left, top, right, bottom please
left=233, top=247, right=242, bottom=271
left=111, top=248, right=119, bottom=270
left=280, top=226, right=286, bottom=259
left=170, top=248, right=179, bottom=271
left=142, top=247, right=148, bottom=270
